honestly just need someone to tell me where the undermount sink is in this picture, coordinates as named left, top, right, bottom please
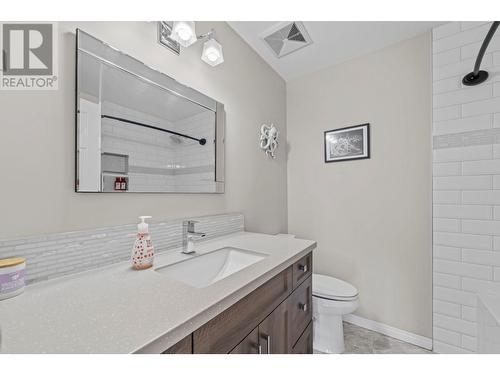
left=155, top=247, right=268, bottom=288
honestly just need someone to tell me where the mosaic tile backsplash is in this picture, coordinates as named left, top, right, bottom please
left=0, top=213, right=244, bottom=285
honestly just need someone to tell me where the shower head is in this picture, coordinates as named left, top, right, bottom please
left=462, top=21, right=499, bottom=86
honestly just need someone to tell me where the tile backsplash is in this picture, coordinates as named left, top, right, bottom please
left=0, top=213, right=244, bottom=285
left=432, top=22, right=500, bottom=353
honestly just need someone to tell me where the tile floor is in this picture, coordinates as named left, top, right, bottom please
left=342, top=322, right=431, bottom=354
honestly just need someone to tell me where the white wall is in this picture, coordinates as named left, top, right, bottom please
left=287, top=33, right=433, bottom=338
left=0, top=21, right=287, bottom=238
left=432, top=21, right=500, bottom=353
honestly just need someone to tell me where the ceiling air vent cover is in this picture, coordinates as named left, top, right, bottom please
left=262, top=22, right=312, bottom=58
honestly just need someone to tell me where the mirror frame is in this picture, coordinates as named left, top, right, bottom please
left=75, top=29, right=225, bottom=194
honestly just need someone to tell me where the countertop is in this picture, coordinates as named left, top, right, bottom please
left=0, top=231, right=315, bottom=353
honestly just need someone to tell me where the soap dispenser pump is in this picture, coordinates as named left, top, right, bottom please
left=131, top=216, right=154, bottom=270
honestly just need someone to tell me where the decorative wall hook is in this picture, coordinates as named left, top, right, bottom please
left=260, top=123, right=279, bottom=158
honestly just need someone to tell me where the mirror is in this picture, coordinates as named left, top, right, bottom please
left=75, top=29, right=225, bottom=193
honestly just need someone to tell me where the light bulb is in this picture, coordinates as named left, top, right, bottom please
left=201, top=38, right=224, bottom=67
left=170, top=21, right=197, bottom=47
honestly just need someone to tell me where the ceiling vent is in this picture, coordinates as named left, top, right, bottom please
left=262, top=22, right=312, bottom=58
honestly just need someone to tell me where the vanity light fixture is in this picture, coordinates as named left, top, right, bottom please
left=158, top=22, right=224, bottom=67
left=170, top=21, right=197, bottom=47
left=201, top=35, right=224, bottom=67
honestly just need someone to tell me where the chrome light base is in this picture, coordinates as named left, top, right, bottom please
left=158, top=22, right=180, bottom=55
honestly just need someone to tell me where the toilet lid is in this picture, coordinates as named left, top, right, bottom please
left=313, top=273, right=358, bottom=301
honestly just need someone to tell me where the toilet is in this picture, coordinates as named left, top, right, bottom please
left=312, top=273, right=359, bottom=354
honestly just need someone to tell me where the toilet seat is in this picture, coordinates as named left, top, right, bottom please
left=313, top=273, right=358, bottom=301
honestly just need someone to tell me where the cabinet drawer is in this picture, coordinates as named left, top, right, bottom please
left=290, top=275, right=312, bottom=346
left=193, top=266, right=293, bottom=353
left=292, top=321, right=313, bottom=354
left=162, top=334, right=192, bottom=354
left=292, top=252, right=312, bottom=289
left=229, top=327, right=260, bottom=354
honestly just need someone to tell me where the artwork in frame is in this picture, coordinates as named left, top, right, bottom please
left=324, top=123, right=370, bottom=163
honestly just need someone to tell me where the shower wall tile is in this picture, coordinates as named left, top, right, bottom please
left=433, top=22, right=500, bottom=353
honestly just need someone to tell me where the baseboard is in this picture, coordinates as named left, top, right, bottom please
left=343, top=314, right=433, bottom=350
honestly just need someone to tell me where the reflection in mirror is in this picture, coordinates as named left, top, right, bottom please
left=76, top=29, right=225, bottom=193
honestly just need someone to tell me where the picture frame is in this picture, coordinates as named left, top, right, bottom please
left=324, top=123, right=370, bottom=163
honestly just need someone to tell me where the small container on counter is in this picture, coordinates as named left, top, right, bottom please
left=0, top=258, right=26, bottom=301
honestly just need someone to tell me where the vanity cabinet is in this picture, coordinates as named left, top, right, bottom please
left=164, top=251, right=313, bottom=354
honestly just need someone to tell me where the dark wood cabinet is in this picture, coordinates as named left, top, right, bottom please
left=162, top=334, right=192, bottom=354
left=292, top=252, right=312, bottom=289
left=292, top=322, right=313, bottom=354
left=259, top=299, right=291, bottom=354
left=229, top=327, right=260, bottom=354
left=163, top=251, right=313, bottom=355
left=193, top=266, right=293, bottom=353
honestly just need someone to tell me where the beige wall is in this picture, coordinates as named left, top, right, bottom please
left=287, top=33, right=433, bottom=337
left=0, top=21, right=287, bottom=238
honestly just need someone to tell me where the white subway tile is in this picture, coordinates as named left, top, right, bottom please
left=461, top=22, right=490, bottom=31
left=463, top=160, right=500, bottom=175
left=434, top=218, right=460, bottom=232
left=462, top=305, right=477, bottom=322
left=433, top=191, right=461, bottom=204
left=433, top=22, right=461, bottom=41
left=434, top=272, right=461, bottom=289
left=434, top=299, right=462, bottom=318
left=461, top=335, right=478, bottom=351
left=494, top=206, right=500, bottom=219
left=494, top=82, right=500, bottom=97
left=461, top=35, right=500, bottom=60
left=434, top=84, right=492, bottom=108
left=434, top=286, right=477, bottom=306
left=434, top=259, right=493, bottom=280
left=494, top=267, right=500, bottom=281
left=433, top=326, right=461, bottom=346
left=434, top=313, right=478, bottom=336
left=433, top=76, right=463, bottom=95
left=493, top=237, right=500, bottom=250
left=434, top=55, right=490, bottom=81
left=433, top=114, right=492, bottom=136
left=434, top=232, right=492, bottom=250
left=495, top=113, right=500, bottom=128
left=433, top=145, right=492, bottom=162
left=433, top=48, right=461, bottom=67
left=462, top=190, right=500, bottom=205
left=462, top=96, right=500, bottom=117
left=462, top=219, right=500, bottom=235
left=462, top=277, right=500, bottom=294
left=433, top=162, right=461, bottom=176
left=433, top=205, right=491, bottom=219
left=434, top=105, right=461, bottom=122
left=434, top=245, right=461, bottom=260
left=434, top=176, right=491, bottom=190
left=434, top=24, right=491, bottom=53
left=433, top=340, right=472, bottom=353
left=462, top=248, right=500, bottom=266
left=494, top=51, right=500, bottom=67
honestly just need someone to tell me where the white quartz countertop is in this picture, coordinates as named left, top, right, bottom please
left=0, top=231, right=315, bottom=353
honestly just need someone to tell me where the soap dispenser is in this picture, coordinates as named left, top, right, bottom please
left=131, top=216, right=154, bottom=270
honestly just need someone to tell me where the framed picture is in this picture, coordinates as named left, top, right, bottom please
left=324, top=123, right=370, bottom=163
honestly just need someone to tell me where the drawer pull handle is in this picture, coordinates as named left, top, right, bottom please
left=298, top=264, right=308, bottom=273
left=299, top=303, right=308, bottom=312
left=257, top=343, right=262, bottom=354
left=264, top=334, right=271, bottom=354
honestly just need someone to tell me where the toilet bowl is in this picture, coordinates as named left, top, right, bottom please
left=312, top=273, right=359, bottom=354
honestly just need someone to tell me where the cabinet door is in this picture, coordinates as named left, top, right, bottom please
left=292, top=322, right=313, bottom=354
left=258, top=299, right=291, bottom=354
left=229, top=327, right=260, bottom=354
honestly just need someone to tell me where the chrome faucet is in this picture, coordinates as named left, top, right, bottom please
left=182, top=220, right=206, bottom=254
